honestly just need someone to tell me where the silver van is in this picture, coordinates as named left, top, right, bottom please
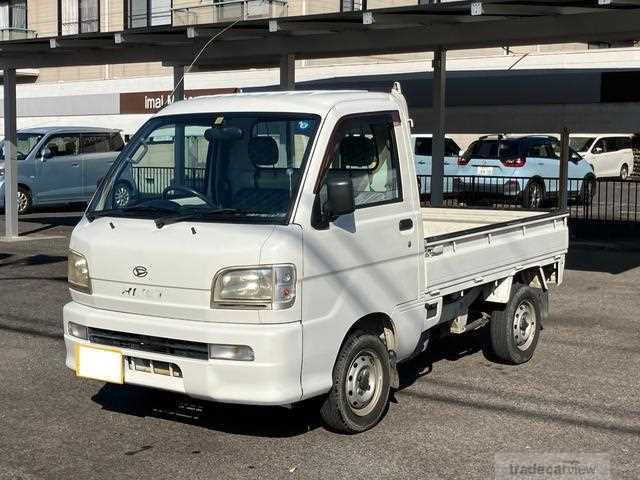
left=0, top=127, right=124, bottom=213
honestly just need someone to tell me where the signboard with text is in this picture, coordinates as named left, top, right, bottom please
left=119, top=88, right=238, bottom=114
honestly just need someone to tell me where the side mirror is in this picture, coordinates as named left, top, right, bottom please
left=593, top=146, right=604, bottom=154
left=326, top=171, right=355, bottom=220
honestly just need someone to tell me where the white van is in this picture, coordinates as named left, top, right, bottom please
left=570, top=134, right=634, bottom=180
left=64, top=88, right=568, bottom=433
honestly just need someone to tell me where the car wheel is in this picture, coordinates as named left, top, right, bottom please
left=620, top=164, right=629, bottom=181
left=522, top=181, right=544, bottom=209
left=17, top=186, right=32, bottom=215
left=579, top=175, right=596, bottom=206
left=319, top=329, right=391, bottom=433
left=112, top=182, right=132, bottom=209
left=489, top=283, right=542, bottom=364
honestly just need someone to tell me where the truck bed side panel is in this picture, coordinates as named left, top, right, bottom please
left=424, top=213, right=568, bottom=298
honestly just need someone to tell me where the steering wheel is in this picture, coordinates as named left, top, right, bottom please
left=162, top=185, right=216, bottom=207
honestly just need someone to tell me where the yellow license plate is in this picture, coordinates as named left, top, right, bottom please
left=75, top=344, right=124, bottom=384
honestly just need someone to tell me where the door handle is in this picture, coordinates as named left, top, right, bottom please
left=399, top=219, right=413, bottom=231
left=72, top=163, right=80, bottom=168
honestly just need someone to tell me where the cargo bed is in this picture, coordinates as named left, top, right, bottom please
left=422, top=208, right=569, bottom=300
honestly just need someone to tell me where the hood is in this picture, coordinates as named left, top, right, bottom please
left=69, top=216, right=303, bottom=324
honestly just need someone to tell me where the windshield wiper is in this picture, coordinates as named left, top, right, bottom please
left=154, top=208, right=250, bottom=229
left=87, top=205, right=178, bottom=222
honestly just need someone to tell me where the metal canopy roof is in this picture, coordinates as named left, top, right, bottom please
left=1, top=0, right=640, bottom=70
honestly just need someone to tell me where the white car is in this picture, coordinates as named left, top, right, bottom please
left=570, top=134, right=634, bottom=180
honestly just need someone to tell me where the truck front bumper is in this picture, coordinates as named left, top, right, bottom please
left=63, top=301, right=304, bottom=405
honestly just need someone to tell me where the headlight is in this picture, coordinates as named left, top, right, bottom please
left=0, top=168, right=5, bottom=176
left=68, top=250, right=92, bottom=293
left=212, top=265, right=296, bottom=310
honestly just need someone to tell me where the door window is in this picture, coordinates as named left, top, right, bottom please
left=592, top=139, right=606, bottom=154
left=614, top=137, right=631, bottom=150
left=415, top=137, right=460, bottom=157
left=45, top=135, right=80, bottom=157
left=82, top=133, right=125, bottom=154
left=324, top=113, right=402, bottom=208
left=603, top=138, right=619, bottom=152
left=414, top=137, right=431, bottom=156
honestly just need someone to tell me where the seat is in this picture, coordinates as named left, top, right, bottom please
left=232, top=136, right=292, bottom=213
left=338, top=136, right=390, bottom=205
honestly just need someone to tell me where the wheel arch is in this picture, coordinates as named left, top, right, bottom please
left=17, top=181, right=33, bottom=192
left=343, top=312, right=398, bottom=354
left=526, top=175, right=545, bottom=191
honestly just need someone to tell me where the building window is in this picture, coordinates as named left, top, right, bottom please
left=60, top=0, right=100, bottom=35
left=0, top=0, right=27, bottom=31
left=341, top=0, right=365, bottom=11
left=127, top=0, right=171, bottom=28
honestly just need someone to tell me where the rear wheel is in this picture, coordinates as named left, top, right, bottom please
left=522, top=181, right=544, bottom=209
left=17, top=186, right=32, bottom=215
left=320, top=329, right=391, bottom=433
left=620, top=164, right=629, bottom=181
left=490, top=283, right=542, bottom=364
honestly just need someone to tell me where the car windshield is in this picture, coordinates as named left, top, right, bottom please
left=569, top=137, right=595, bottom=152
left=88, top=112, right=320, bottom=225
left=0, top=133, right=44, bottom=161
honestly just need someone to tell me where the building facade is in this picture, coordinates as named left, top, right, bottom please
left=0, top=0, right=639, bottom=138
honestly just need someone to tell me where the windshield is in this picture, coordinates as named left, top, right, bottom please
left=0, top=133, right=44, bottom=161
left=569, top=137, right=595, bottom=152
left=88, top=112, right=320, bottom=225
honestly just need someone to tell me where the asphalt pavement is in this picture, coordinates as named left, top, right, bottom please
left=0, top=210, right=638, bottom=480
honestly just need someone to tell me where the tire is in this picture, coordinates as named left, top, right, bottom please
left=579, top=175, right=596, bottom=206
left=489, top=283, right=542, bottom=364
left=320, top=329, right=391, bottom=434
left=522, top=181, right=544, bottom=209
left=112, top=182, right=132, bottom=209
left=17, top=186, right=32, bottom=215
left=620, top=164, right=629, bottom=181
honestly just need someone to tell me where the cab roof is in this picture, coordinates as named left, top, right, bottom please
left=156, top=90, right=399, bottom=117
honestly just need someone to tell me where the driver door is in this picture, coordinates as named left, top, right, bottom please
left=36, top=134, right=83, bottom=203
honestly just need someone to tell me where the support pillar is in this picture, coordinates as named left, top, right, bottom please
left=559, top=127, right=570, bottom=210
left=431, top=48, right=447, bottom=207
left=173, top=66, right=185, bottom=186
left=3, top=68, right=18, bottom=239
left=279, top=54, right=296, bottom=91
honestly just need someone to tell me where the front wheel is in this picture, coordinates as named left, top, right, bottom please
left=579, top=175, right=596, bottom=206
left=620, top=164, right=629, bottom=181
left=490, top=284, right=543, bottom=364
left=320, top=330, right=391, bottom=433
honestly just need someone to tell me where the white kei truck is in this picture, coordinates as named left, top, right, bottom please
left=64, top=86, right=568, bottom=433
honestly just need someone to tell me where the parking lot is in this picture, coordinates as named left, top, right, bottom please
left=0, top=211, right=638, bottom=480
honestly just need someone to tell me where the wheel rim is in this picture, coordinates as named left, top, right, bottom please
left=529, top=184, right=542, bottom=208
left=621, top=166, right=629, bottom=180
left=345, top=349, right=384, bottom=417
left=513, top=300, right=537, bottom=351
left=114, top=185, right=130, bottom=208
left=17, top=191, right=28, bottom=213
